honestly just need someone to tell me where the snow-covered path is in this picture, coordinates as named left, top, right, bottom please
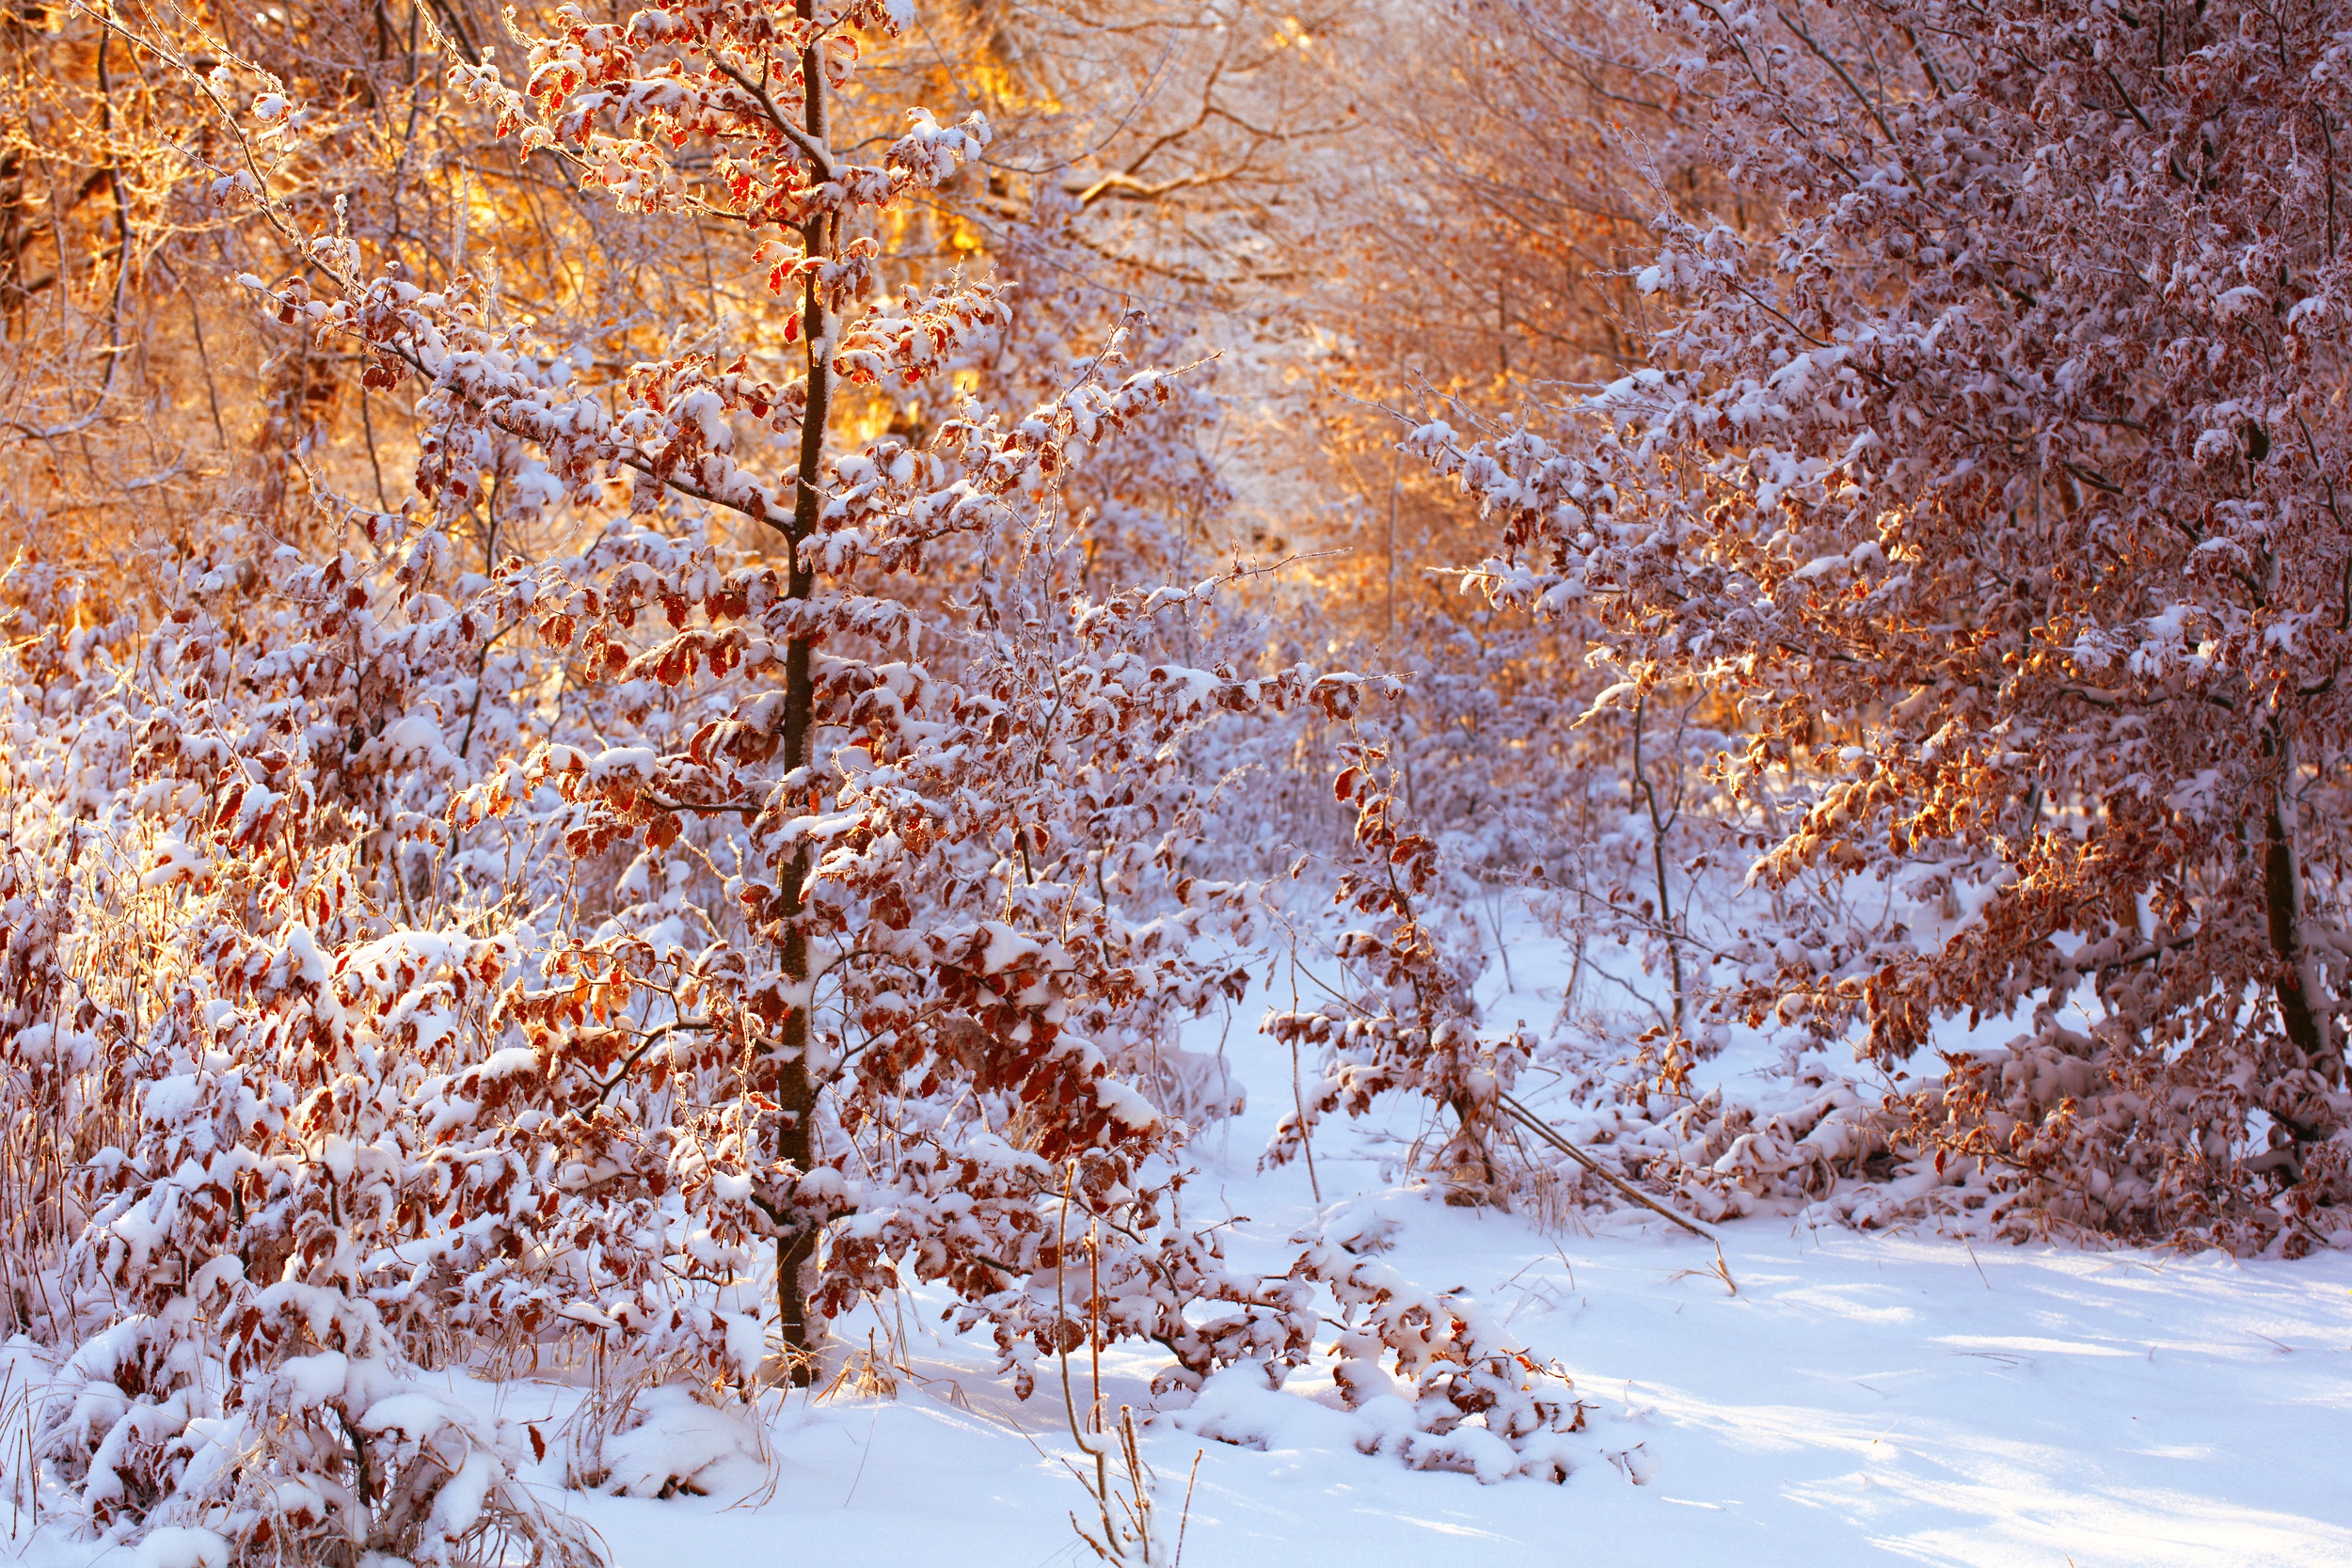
left=563, top=951, right=2352, bottom=1568
left=545, top=1207, right=2352, bottom=1568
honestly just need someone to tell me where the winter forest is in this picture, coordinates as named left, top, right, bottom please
left=2, top=0, right=2350, bottom=1562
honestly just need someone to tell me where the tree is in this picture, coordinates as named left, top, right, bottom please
left=1422, top=0, right=2352, bottom=1251
left=0, top=0, right=1347, bottom=1555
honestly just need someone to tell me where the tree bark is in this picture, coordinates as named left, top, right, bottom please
left=772, top=0, right=832, bottom=1384
left=2265, top=786, right=2339, bottom=1094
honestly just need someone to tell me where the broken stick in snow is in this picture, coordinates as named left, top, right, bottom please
left=1497, top=1093, right=1735, bottom=1290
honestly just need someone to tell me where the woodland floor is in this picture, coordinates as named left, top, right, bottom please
left=12, top=935, right=2352, bottom=1568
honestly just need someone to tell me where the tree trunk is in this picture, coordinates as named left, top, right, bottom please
left=2265, top=784, right=2340, bottom=1095
left=1631, top=691, right=1685, bottom=1028
left=772, top=0, right=832, bottom=1384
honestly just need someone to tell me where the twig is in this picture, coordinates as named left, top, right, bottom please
left=1497, top=1093, right=1718, bottom=1243
left=1172, top=1450, right=1200, bottom=1568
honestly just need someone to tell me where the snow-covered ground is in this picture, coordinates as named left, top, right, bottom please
left=562, top=1221, right=2352, bottom=1568
left=12, top=942, right=2352, bottom=1567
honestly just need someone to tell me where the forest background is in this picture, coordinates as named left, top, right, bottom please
left=3, top=1, right=2351, bottom=1563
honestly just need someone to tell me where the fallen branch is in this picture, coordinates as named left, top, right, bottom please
left=1496, top=1093, right=1719, bottom=1243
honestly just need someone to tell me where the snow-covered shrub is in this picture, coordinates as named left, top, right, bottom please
left=1267, top=743, right=1531, bottom=1202
left=1503, top=1053, right=1903, bottom=1227
left=1173, top=1204, right=1584, bottom=1485
left=1, top=653, right=608, bottom=1560
left=1294, top=1222, right=1583, bottom=1482
left=1419, top=0, right=2352, bottom=1253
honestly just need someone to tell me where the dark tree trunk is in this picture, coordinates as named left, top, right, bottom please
left=772, top=0, right=832, bottom=1384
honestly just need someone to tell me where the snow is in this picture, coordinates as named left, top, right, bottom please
left=10, top=953, right=2351, bottom=1568
left=592, top=1385, right=764, bottom=1498
left=126, top=1529, right=226, bottom=1568
left=376, top=713, right=455, bottom=771
left=275, top=1350, right=349, bottom=1407
left=644, top=1262, right=2325, bottom=1547
left=426, top=1449, right=494, bottom=1538
left=323, top=1112, right=2351, bottom=1568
